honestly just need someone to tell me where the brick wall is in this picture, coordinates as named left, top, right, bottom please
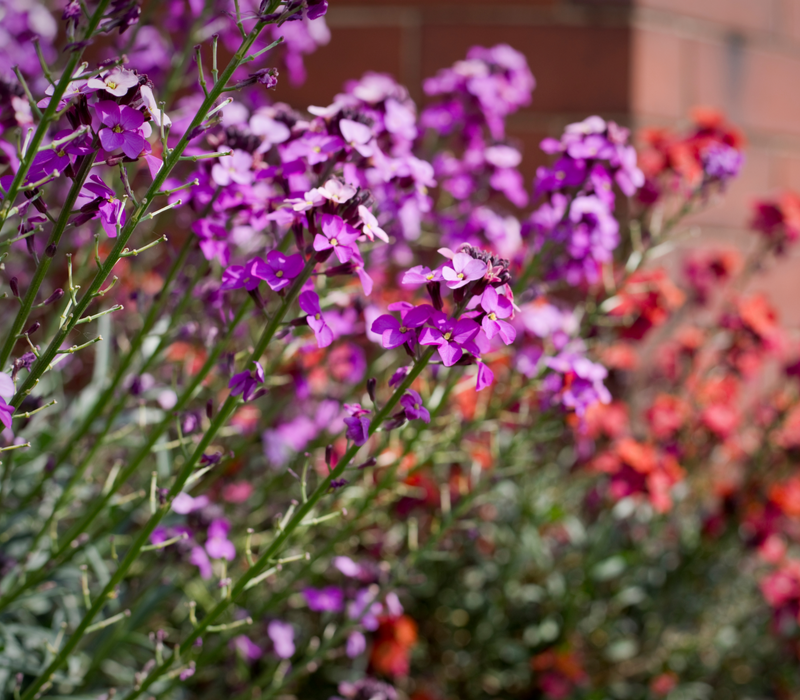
left=270, top=0, right=800, bottom=320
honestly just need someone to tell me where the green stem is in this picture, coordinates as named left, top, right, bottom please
left=18, top=251, right=315, bottom=698
left=125, top=346, right=438, bottom=700
left=0, top=148, right=99, bottom=370
left=10, top=19, right=271, bottom=409
left=0, top=0, right=110, bottom=229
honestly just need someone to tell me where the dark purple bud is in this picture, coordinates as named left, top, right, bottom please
left=325, top=444, right=333, bottom=469
left=45, top=244, right=57, bottom=258
left=26, top=234, right=36, bottom=257
left=254, top=68, right=278, bottom=88
left=427, top=281, right=443, bottom=311
left=25, top=322, right=40, bottom=336
left=247, top=287, right=266, bottom=310
left=330, top=478, right=348, bottom=490
left=10, top=277, right=20, bottom=298
left=314, top=248, right=333, bottom=264
left=206, top=399, right=214, bottom=420
left=306, top=0, right=328, bottom=19
left=43, top=288, right=64, bottom=305
left=367, top=377, right=377, bottom=404
left=356, top=457, right=377, bottom=470
left=383, top=410, right=407, bottom=431
left=324, top=262, right=354, bottom=277
left=45, top=455, right=56, bottom=472
left=62, top=0, right=81, bottom=20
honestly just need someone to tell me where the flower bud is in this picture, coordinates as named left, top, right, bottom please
left=25, top=321, right=40, bottom=336
left=43, top=288, right=64, bottom=305
left=206, top=399, right=214, bottom=420
left=45, top=244, right=57, bottom=258
left=10, top=277, right=20, bottom=298
left=367, top=377, right=377, bottom=404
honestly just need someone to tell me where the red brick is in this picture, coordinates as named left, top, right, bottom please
left=421, top=25, right=630, bottom=114
left=631, top=28, right=682, bottom=119
left=740, top=48, right=800, bottom=136
left=271, top=26, right=405, bottom=109
left=636, top=0, right=778, bottom=33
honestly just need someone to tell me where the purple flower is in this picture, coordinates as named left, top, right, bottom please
left=478, top=287, right=516, bottom=344
left=231, top=635, right=263, bottom=661
left=229, top=361, right=265, bottom=402
left=304, top=586, right=345, bottom=612
left=401, top=265, right=443, bottom=287
left=314, top=214, right=360, bottom=263
left=81, top=174, right=126, bottom=238
left=400, top=390, right=430, bottom=423
left=172, top=492, right=209, bottom=514
left=333, top=555, right=362, bottom=578
left=205, top=519, right=235, bottom=561
left=298, top=291, right=333, bottom=348
left=27, top=129, right=93, bottom=183
left=280, top=133, right=344, bottom=166
left=344, top=415, right=370, bottom=446
left=95, top=101, right=147, bottom=159
left=0, top=397, right=14, bottom=430
left=703, top=143, right=744, bottom=182
left=346, top=630, right=367, bottom=658
left=340, top=119, right=374, bottom=157
left=370, top=304, right=432, bottom=349
left=252, top=251, right=304, bottom=292
left=418, top=317, right=480, bottom=367
left=476, top=361, right=494, bottom=392
left=348, top=587, right=383, bottom=630
left=441, top=252, right=487, bottom=289
left=211, top=150, right=254, bottom=187
left=87, top=68, right=139, bottom=96
left=317, top=178, right=356, bottom=204
left=268, top=620, right=295, bottom=659
left=358, top=205, right=388, bottom=243
left=545, top=352, right=611, bottom=416
left=190, top=546, right=213, bottom=579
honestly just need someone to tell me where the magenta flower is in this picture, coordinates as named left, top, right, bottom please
left=400, top=390, right=430, bottom=423
left=95, top=101, right=147, bottom=159
left=476, top=361, right=494, bottom=392
left=314, top=214, right=360, bottom=263
left=418, top=317, right=480, bottom=367
left=252, top=251, right=304, bottom=292
left=190, top=546, right=213, bottom=579
left=340, top=118, right=374, bottom=157
left=268, top=620, right=295, bottom=659
left=479, top=287, right=516, bottom=344
left=211, top=150, right=254, bottom=187
left=81, top=174, right=126, bottom=238
left=402, top=265, right=443, bottom=287
left=317, top=178, right=356, bottom=204
left=358, top=205, right=389, bottom=243
left=347, top=630, right=367, bottom=658
left=303, top=586, right=345, bottom=612
left=221, top=263, right=260, bottom=292
left=87, top=68, right=139, bottom=96
left=171, top=492, right=209, bottom=514
left=441, top=252, right=487, bottom=289
left=344, top=414, right=371, bottom=446
left=231, top=635, right=263, bottom=661
left=205, top=519, right=236, bottom=561
left=299, top=291, right=333, bottom=348
left=27, top=128, right=93, bottom=183
left=229, top=361, right=265, bottom=402
left=280, top=133, right=344, bottom=166
left=371, top=303, right=432, bottom=349
left=0, top=397, right=13, bottom=430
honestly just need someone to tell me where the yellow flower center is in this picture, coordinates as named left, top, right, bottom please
left=457, top=272, right=464, bottom=279
left=488, top=312, right=497, bottom=321
left=107, top=81, right=117, bottom=90
left=444, top=332, right=452, bottom=341
left=400, top=326, right=408, bottom=333
left=426, top=273, right=434, bottom=280
left=113, top=125, right=124, bottom=133
left=315, top=313, right=321, bottom=321
left=276, top=270, right=283, bottom=278
left=330, top=238, right=338, bottom=246
left=414, top=403, right=420, bottom=410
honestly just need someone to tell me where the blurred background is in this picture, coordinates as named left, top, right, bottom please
left=273, top=0, right=800, bottom=322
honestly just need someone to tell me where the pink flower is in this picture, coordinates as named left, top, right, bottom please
left=314, top=214, right=360, bottom=263
left=441, top=252, right=487, bottom=289
left=95, top=101, right=147, bottom=159
left=299, top=290, right=333, bottom=348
